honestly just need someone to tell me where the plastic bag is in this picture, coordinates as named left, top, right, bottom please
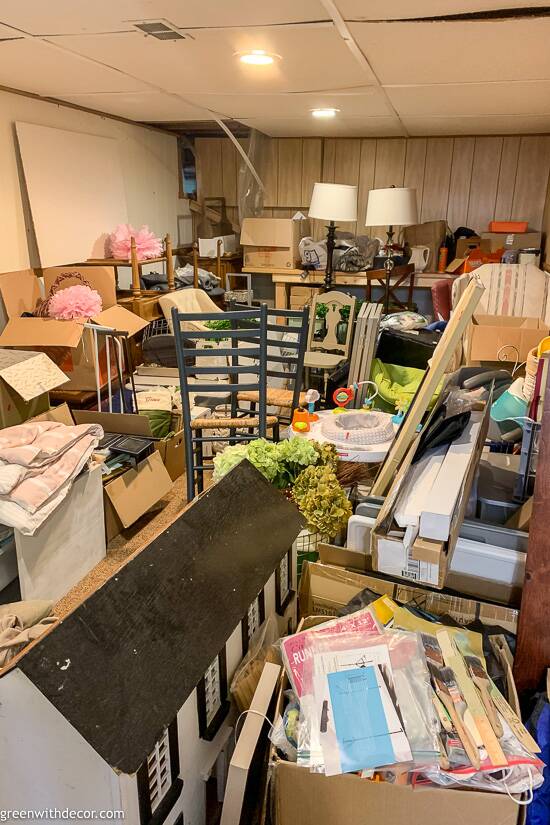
left=298, top=628, right=440, bottom=775
left=230, top=615, right=280, bottom=712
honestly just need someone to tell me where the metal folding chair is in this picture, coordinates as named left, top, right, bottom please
left=172, top=304, right=279, bottom=500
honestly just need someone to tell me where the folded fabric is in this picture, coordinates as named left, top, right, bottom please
left=0, top=612, right=57, bottom=668
left=0, top=421, right=103, bottom=534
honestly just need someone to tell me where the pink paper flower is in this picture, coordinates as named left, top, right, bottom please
left=107, top=223, right=163, bottom=261
left=48, top=285, right=103, bottom=320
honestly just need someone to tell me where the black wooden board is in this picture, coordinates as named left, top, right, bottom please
left=18, top=461, right=304, bottom=774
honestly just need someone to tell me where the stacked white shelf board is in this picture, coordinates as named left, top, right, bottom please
left=348, top=303, right=382, bottom=408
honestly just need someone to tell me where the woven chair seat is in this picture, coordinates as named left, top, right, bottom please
left=191, top=416, right=279, bottom=430
left=238, top=389, right=307, bottom=408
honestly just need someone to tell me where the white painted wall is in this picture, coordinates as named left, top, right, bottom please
left=0, top=89, right=192, bottom=273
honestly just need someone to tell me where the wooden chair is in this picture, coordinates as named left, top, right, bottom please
left=304, top=290, right=356, bottom=399
left=231, top=303, right=310, bottom=420
left=172, top=304, right=279, bottom=500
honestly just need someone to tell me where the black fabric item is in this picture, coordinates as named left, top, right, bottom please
left=142, top=335, right=195, bottom=368
left=338, top=587, right=382, bottom=616
left=412, top=404, right=471, bottom=463
left=376, top=327, right=441, bottom=370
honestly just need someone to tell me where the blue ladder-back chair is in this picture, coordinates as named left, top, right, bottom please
left=172, top=304, right=279, bottom=500
left=229, top=303, right=310, bottom=422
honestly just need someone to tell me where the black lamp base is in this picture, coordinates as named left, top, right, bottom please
left=324, top=220, right=337, bottom=292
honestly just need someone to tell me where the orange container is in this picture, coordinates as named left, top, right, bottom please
left=488, top=220, right=528, bottom=233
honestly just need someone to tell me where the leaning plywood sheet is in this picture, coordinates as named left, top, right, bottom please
left=372, top=279, right=484, bottom=496
left=15, top=122, right=128, bottom=267
left=14, top=460, right=303, bottom=774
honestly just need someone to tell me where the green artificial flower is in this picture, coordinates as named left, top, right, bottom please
left=246, top=439, right=281, bottom=483
left=292, top=464, right=352, bottom=538
left=212, top=444, right=249, bottom=481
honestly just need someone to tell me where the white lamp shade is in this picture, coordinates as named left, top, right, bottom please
left=308, top=182, right=358, bottom=222
left=365, top=187, right=418, bottom=227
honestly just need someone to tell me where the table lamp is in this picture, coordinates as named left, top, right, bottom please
left=308, top=182, right=358, bottom=291
left=365, top=186, right=418, bottom=313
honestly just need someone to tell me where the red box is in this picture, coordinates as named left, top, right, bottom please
left=488, top=220, right=528, bottom=233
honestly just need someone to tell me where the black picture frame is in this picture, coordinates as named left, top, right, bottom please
left=241, top=589, right=266, bottom=655
left=196, top=647, right=230, bottom=741
left=137, top=717, right=183, bottom=825
left=275, top=548, right=293, bottom=614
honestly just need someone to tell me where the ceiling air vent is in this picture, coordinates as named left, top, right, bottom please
left=133, top=20, right=188, bottom=40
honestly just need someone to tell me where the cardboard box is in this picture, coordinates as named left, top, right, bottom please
left=240, top=218, right=310, bottom=270
left=270, top=610, right=519, bottom=825
left=368, top=402, right=489, bottom=590
left=273, top=760, right=518, bottom=825
left=71, top=409, right=173, bottom=540
left=0, top=270, right=148, bottom=391
left=481, top=231, right=542, bottom=252
left=0, top=349, right=68, bottom=428
left=72, top=408, right=185, bottom=481
left=42, top=266, right=118, bottom=311
left=103, top=451, right=173, bottom=542
left=299, top=561, right=519, bottom=633
left=465, top=315, right=549, bottom=364
left=455, top=236, right=490, bottom=258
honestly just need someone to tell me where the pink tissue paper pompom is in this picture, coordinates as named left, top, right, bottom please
left=48, top=285, right=103, bottom=320
left=107, top=223, right=163, bottom=261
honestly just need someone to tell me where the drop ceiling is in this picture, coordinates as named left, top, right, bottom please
left=1, top=1, right=550, bottom=137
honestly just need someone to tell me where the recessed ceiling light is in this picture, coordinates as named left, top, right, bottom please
left=311, top=108, right=339, bottom=119
left=237, top=49, right=280, bottom=65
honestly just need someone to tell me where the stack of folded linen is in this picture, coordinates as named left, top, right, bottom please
left=0, top=420, right=103, bottom=535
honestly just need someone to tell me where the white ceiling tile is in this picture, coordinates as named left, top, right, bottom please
left=0, top=38, right=149, bottom=94
left=350, top=19, right=550, bottom=84
left=239, top=116, right=406, bottom=137
left=403, top=114, right=550, bottom=136
left=338, top=1, right=550, bottom=20
left=0, top=0, right=328, bottom=35
left=58, top=91, right=207, bottom=121
left=386, top=81, right=550, bottom=116
left=183, top=88, right=392, bottom=119
left=55, top=25, right=373, bottom=94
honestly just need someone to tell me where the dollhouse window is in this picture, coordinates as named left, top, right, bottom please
left=275, top=548, right=293, bottom=613
left=241, top=589, right=266, bottom=655
left=197, top=647, right=230, bottom=740
left=137, top=718, right=182, bottom=824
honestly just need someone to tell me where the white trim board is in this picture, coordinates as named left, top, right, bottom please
left=419, top=416, right=482, bottom=542
left=394, top=444, right=448, bottom=529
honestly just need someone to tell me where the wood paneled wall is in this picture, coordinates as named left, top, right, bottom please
left=195, top=134, right=550, bottom=240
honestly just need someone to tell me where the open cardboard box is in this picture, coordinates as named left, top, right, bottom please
left=33, top=405, right=173, bottom=542
left=73, top=408, right=185, bottom=482
left=240, top=217, right=310, bottom=270
left=368, top=400, right=490, bottom=591
left=71, top=409, right=174, bottom=540
left=268, top=609, right=521, bottom=825
left=464, top=315, right=549, bottom=365
left=0, top=349, right=68, bottom=427
left=0, top=269, right=148, bottom=391
left=299, top=561, right=519, bottom=633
